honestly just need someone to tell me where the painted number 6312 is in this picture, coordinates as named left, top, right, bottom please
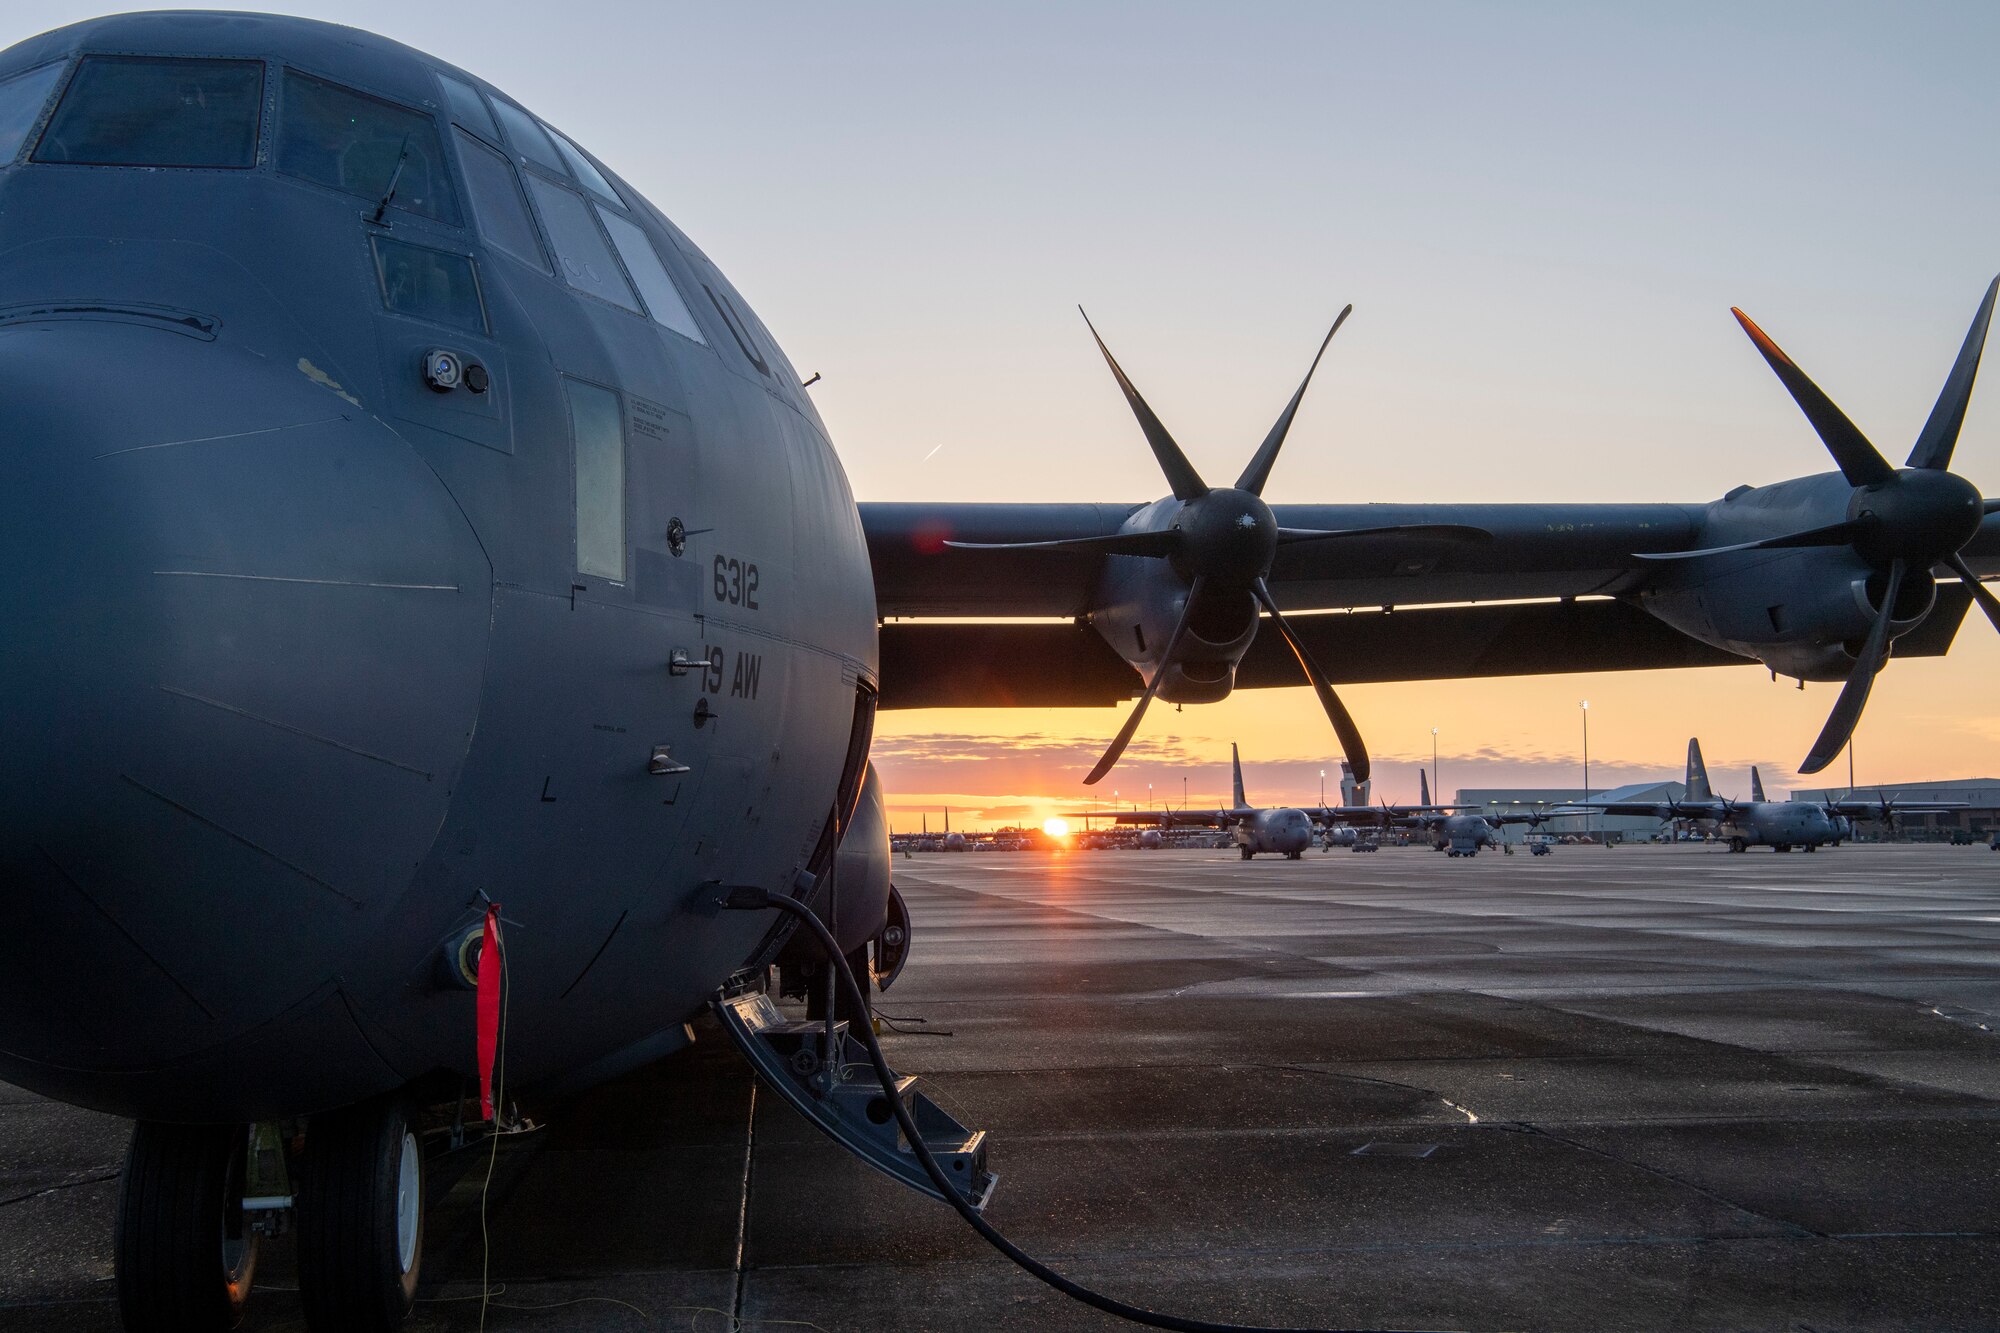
left=712, top=555, right=759, bottom=610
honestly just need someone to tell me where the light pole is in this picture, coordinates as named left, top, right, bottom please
left=1580, top=700, right=1591, bottom=840
left=1319, top=769, right=1326, bottom=807
left=1431, top=727, right=1439, bottom=805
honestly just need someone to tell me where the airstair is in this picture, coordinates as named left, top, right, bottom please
left=714, top=990, right=998, bottom=1210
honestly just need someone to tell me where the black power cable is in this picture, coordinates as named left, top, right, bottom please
left=721, top=886, right=1459, bottom=1333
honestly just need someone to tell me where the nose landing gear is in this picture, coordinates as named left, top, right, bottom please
left=114, top=1096, right=426, bottom=1333
left=115, top=1123, right=258, bottom=1332
left=296, top=1095, right=426, bottom=1333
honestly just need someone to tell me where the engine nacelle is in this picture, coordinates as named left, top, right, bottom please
left=1090, top=536, right=1260, bottom=705
left=1641, top=545, right=1936, bottom=682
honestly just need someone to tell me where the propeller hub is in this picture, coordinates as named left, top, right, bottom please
left=1171, top=488, right=1277, bottom=585
left=1852, top=468, right=1984, bottom=564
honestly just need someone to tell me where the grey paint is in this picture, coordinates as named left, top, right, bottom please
left=0, top=12, right=876, bottom=1122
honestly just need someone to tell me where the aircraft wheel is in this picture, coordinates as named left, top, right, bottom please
left=1287, top=850, right=1302, bottom=860
left=296, top=1095, right=423, bottom=1333
left=115, top=1122, right=258, bottom=1332
left=1774, top=843, right=1791, bottom=853
left=1240, top=847, right=1253, bottom=861
left=1729, top=837, right=1747, bottom=854
left=1804, top=843, right=1818, bottom=853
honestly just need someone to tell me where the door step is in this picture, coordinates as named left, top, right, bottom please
left=715, top=991, right=997, bottom=1210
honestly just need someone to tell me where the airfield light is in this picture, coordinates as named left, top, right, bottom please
left=1043, top=817, right=1071, bottom=839
left=1580, top=700, right=1591, bottom=838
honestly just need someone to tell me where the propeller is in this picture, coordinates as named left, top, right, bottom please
left=1641, top=277, right=2000, bottom=774
left=948, top=307, right=1490, bottom=786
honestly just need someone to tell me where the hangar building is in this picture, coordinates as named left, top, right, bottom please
left=1789, top=779, right=2000, bottom=842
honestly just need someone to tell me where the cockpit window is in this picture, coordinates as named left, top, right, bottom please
left=456, top=128, right=548, bottom=273
left=434, top=73, right=498, bottom=143
left=34, top=56, right=262, bottom=168
left=489, top=98, right=565, bottom=177
left=524, top=174, right=638, bottom=312
left=371, top=235, right=486, bottom=333
left=546, top=125, right=621, bottom=206
left=596, top=206, right=704, bottom=344
left=277, top=71, right=459, bottom=224
left=0, top=62, right=65, bottom=163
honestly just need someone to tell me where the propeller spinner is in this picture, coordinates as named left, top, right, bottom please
left=946, top=307, right=1489, bottom=786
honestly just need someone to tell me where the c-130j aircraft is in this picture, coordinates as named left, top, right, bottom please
left=2, top=12, right=1998, bottom=1333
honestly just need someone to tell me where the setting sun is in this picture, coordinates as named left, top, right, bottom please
left=1042, top=817, right=1071, bottom=838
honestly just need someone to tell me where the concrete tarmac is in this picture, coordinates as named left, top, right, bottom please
left=3, top=842, right=1999, bottom=1332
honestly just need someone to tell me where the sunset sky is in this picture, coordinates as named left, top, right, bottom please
left=20, top=2, right=1997, bottom=825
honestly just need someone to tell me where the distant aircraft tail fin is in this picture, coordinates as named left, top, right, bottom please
left=1750, top=766, right=1766, bottom=803
left=1420, top=768, right=1432, bottom=807
left=1232, top=743, right=1248, bottom=809
left=1686, top=738, right=1713, bottom=803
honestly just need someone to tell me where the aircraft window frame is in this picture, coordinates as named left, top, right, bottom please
left=565, top=377, right=627, bottom=583
left=275, top=68, right=461, bottom=225
left=455, top=127, right=549, bottom=274
left=595, top=205, right=706, bottom=345
left=434, top=72, right=499, bottom=143
left=702, top=282, right=771, bottom=377
left=544, top=124, right=621, bottom=206
left=370, top=234, right=488, bottom=335
left=489, top=97, right=566, bottom=177
left=0, top=61, right=68, bottom=165
left=32, top=55, right=264, bottom=170
left=523, top=170, right=640, bottom=314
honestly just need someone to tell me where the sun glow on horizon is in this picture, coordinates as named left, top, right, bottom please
left=1042, top=817, right=1071, bottom=838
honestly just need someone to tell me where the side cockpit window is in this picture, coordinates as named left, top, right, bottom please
left=524, top=173, right=640, bottom=312
left=371, top=235, right=485, bottom=334
left=34, top=56, right=261, bottom=168
left=455, top=129, right=548, bottom=272
left=0, top=63, right=65, bottom=163
left=546, top=126, right=621, bottom=207
left=597, top=206, right=704, bottom=344
left=489, top=98, right=565, bottom=176
left=277, top=71, right=459, bottom=224
left=434, top=73, right=498, bottom=144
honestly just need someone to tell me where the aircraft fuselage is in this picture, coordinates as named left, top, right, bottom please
left=0, top=12, right=876, bottom=1122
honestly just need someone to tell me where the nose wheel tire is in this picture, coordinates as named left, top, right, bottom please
left=296, top=1096, right=424, bottom=1333
left=1239, top=847, right=1253, bottom=860
left=115, top=1122, right=259, bottom=1332
left=1729, top=837, right=1747, bottom=854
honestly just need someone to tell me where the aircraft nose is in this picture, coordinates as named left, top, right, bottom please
left=0, top=322, right=491, bottom=1119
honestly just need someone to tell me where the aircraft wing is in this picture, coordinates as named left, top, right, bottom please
left=1313, top=805, right=1459, bottom=827
left=1822, top=800, right=1967, bottom=816
left=864, top=501, right=1977, bottom=707
left=1096, top=809, right=1239, bottom=827
left=1559, top=800, right=1717, bottom=820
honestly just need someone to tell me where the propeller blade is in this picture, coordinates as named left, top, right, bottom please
left=944, top=530, right=1179, bottom=558
left=1080, top=308, right=1208, bottom=502
left=1800, top=558, right=1905, bottom=774
left=1634, top=517, right=1871, bottom=561
left=1907, top=275, right=1999, bottom=471
left=1251, top=577, right=1369, bottom=782
left=1731, top=308, right=1897, bottom=488
left=1275, top=522, right=1492, bottom=546
left=1236, top=306, right=1352, bottom=496
left=1084, top=577, right=1204, bottom=785
left=1944, top=551, right=2000, bottom=634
